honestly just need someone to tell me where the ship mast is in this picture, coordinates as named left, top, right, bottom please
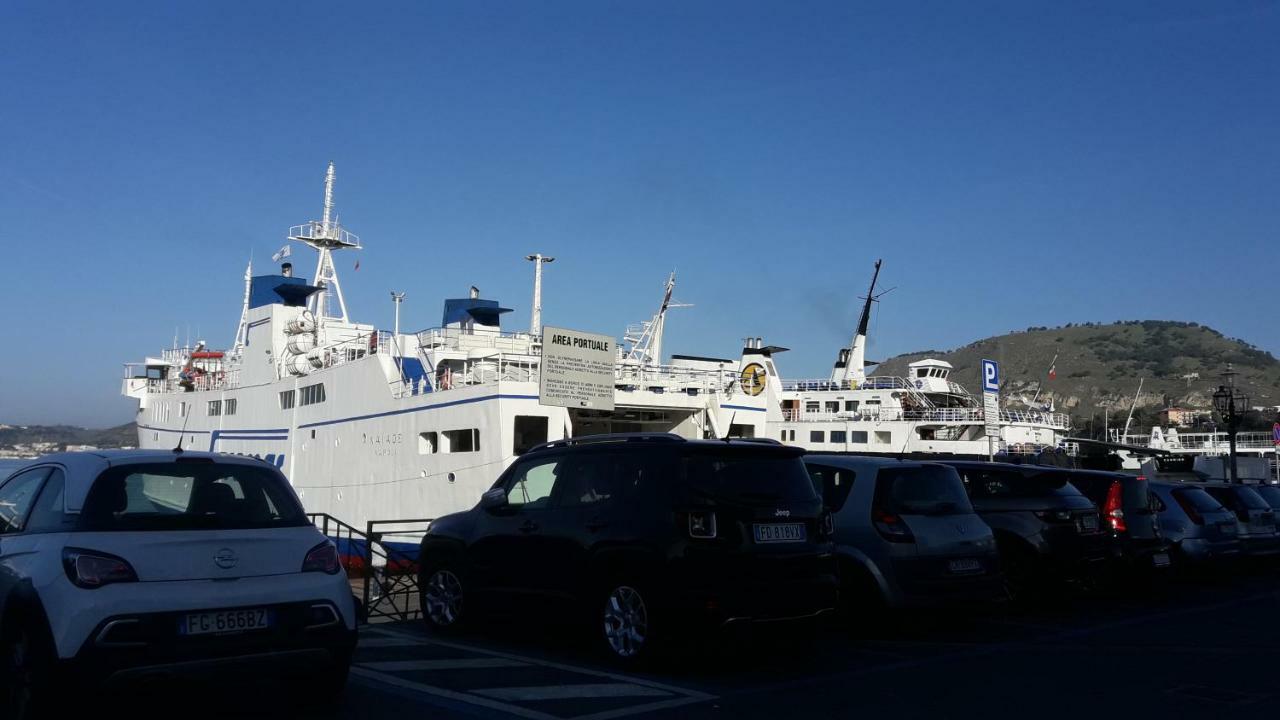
left=623, top=272, right=689, bottom=366
left=830, top=259, right=883, bottom=386
left=526, top=253, right=555, bottom=336
left=288, top=162, right=362, bottom=333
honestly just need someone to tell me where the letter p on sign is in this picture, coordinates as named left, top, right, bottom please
left=981, top=359, right=1000, bottom=393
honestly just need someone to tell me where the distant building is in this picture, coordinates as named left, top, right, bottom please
left=1159, top=407, right=1207, bottom=427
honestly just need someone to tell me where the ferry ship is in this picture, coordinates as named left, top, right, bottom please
left=121, top=164, right=770, bottom=531
left=755, top=261, right=1071, bottom=456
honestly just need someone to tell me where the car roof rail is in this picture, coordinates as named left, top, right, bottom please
left=525, top=432, right=687, bottom=453
left=728, top=437, right=784, bottom=446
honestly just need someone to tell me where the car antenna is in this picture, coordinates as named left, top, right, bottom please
left=721, top=411, right=737, bottom=442
left=173, top=398, right=193, bottom=453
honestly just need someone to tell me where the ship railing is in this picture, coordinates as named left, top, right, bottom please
left=1120, top=431, right=1277, bottom=452
left=136, top=368, right=242, bottom=394
left=999, top=409, right=1071, bottom=430
left=415, top=327, right=540, bottom=355
left=782, top=376, right=914, bottom=392
left=308, top=513, right=432, bottom=624
left=782, top=406, right=1069, bottom=429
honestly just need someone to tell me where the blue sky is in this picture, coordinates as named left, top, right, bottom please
left=1, top=1, right=1277, bottom=427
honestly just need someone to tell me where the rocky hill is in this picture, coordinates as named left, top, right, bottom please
left=0, top=422, right=138, bottom=450
left=875, top=321, right=1280, bottom=430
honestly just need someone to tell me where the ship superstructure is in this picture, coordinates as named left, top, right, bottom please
left=122, top=166, right=769, bottom=530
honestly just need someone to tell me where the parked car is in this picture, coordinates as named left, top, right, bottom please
left=1253, top=484, right=1280, bottom=514
left=941, top=461, right=1108, bottom=596
left=416, top=434, right=838, bottom=662
left=1199, top=483, right=1280, bottom=558
left=1059, top=470, right=1172, bottom=575
left=804, top=456, right=1002, bottom=610
left=0, top=450, right=358, bottom=719
left=1148, top=480, right=1241, bottom=567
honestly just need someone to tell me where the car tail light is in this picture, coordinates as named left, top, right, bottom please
left=688, top=511, right=717, bottom=539
left=1104, top=480, right=1127, bottom=533
left=302, top=541, right=342, bottom=574
left=63, top=548, right=138, bottom=589
left=872, top=508, right=914, bottom=543
left=1173, top=492, right=1204, bottom=525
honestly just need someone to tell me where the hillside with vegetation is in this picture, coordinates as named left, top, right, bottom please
left=875, top=321, right=1280, bottom=434
left=0, top=422, right=137, bottom=452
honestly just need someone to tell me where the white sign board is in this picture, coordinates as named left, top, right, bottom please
left=539, top=326, right=616, bottom=411
left=981, top=359, right=1000, bottom=458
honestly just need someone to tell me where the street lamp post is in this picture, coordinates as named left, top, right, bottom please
left=1211, top=365, right=1249, bottom=484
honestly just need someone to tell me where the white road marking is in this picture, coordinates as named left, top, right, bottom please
left=352, top=625, right=718, bottom=719
left=361, top=658, right=530, bottom=671
left=473, top=683, right=673, bottom=701
left=358, top=637, right=427, bottom=648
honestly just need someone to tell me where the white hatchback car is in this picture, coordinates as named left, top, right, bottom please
left=0, top=450, right=357, bottom=717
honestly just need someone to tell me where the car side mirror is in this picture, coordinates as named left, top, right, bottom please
left=480, top=488, right=508, bottom=511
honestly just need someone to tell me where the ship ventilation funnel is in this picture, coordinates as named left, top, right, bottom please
left=282, top=262, right=293, bottom=277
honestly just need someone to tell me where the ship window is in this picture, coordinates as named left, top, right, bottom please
left=917, top=369, right=928, bottom=378
left=300, top=383, right=326, bottom=406
left=849, top=431, right=868, bottom=444
left=810, top=431, right=824, bottom=443
left=874, top=431, right=892, bottom=444
left=825, top=401, right=839, bottom=413
left=790, top=430, right=797, bottom=441
left=780, top=431, right=787, bottom=441
left=224, top=398, right=237, bottom=416
left=830, top=430, right=847, bottom=444
left=179, top=402, right=188, bottom=418
left=805, top=401, right=820, bottom=413
left=513, top=416, right=549, bottom=455
left=207, top=400, right=222, bottom=416
left=845, top=401, right=859, bottom=412
left=443, top=429, right=480, bottom=453
left=418, top=432, right=438, bottom=455
left=279, top=390, right=295, bottom=410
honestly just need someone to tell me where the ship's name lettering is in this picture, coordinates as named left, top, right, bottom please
left=549, top=333, right=610, bottom=352
left=362, top=433, right=404, bottom=445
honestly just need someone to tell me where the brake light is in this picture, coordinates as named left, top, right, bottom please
left=688, top=511, right=717, bottom=539
left=63, top=548, right=139, bottom=589
left=1104, top=480, right=1127, bottom=533
left=872, top=508, right=914, bottom=543
left=302, top=541, right=342, bottom=574
left=1172, top=491, right=1204, bottom=525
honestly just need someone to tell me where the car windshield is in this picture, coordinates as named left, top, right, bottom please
left=876, top=466, right=973, bottom=515
left=1248, top=486, right=1280, bottom=510
left=1173, top=487, right=1227, bottom=514
left=682, top=448, right=817, bottom=505
left=81, top=462, right=308, bottom=531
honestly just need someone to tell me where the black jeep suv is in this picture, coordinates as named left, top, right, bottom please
left=417, top=434, right=838, bottom=661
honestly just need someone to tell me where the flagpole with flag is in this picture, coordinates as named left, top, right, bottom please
left=1029, top=353, right=1059, bottom=410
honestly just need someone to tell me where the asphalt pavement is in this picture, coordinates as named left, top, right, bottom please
left=112, top=565, right=1280, bottom=719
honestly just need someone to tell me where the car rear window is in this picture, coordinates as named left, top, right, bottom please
left=875, top=466, right=973, bottom=515
left=1207, top=486, right=1271, bottom=512
left=1251, top=485, right=1280, bottom=509
left=81, top=462, right=308, bottom=531
left=1173, top=487, right=1227, bottom=514
left=954, top=467, right=1080, bottom=499
left=682, top=448, right=817, bottom=504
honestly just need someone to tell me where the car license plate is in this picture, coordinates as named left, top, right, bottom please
left=1151, top=553, right=1171, bottom=568
left=754, top=523, right=805, bottom=543
left=1077, top=515, right=1099, bottom=533
left=947, top=558, right=983, bottom=574
left=179, top=608, right=273, bottom=636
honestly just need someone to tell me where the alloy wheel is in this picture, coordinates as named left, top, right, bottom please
left=602, top=585, right=649, bottom=659
left=424, top=569, right=464, bottom=627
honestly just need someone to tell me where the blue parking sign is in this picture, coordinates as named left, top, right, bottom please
left=981, top=359, right=1000, bottom=393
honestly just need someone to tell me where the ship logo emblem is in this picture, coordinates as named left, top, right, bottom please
left=740, top=363, right=767, bottom=397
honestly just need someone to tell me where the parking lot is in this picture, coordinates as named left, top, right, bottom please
left=124, top=566, right=1280, bottom=720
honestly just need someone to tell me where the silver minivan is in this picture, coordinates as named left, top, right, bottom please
left=805, top=456, right=1003, bottom=609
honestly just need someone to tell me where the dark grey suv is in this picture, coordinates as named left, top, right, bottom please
left=416, top=434, right=838, bottom=662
